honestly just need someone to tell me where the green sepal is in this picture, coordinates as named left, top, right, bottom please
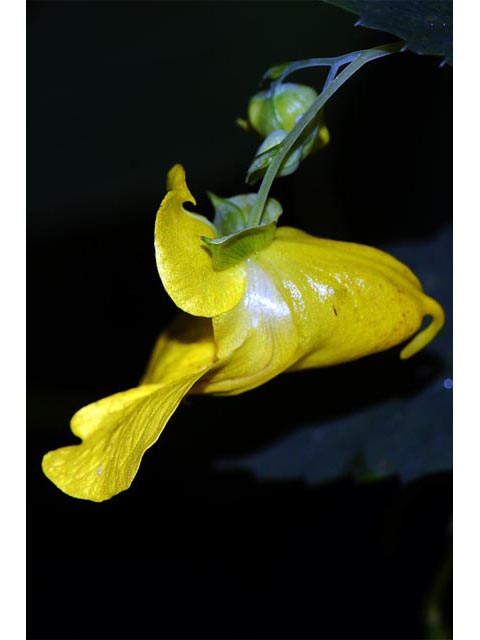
left=246, top=129, right=309, bottom=186
left=208, top=192, right=283, bottom=234
left=207, top=192, right=250, bottom=236
left=202, top=222, right=277, bottom=271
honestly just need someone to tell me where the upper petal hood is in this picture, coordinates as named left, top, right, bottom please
left=155, top=165, right=247, bottom=317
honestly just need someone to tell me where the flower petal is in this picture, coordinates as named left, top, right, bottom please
left=42, top=318, right=216, bottom=502
left=155, top=165, right=247, bottom=317
left=42, top=371, right=209, bottom=502
left=141, top=313, right=216, bottom=385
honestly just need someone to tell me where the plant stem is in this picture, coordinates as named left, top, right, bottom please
left=250, top=42, right=404, bottom=227
left=272, top=50, right=364, bottom=86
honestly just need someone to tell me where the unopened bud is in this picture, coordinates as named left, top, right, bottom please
left=248, top=83, right=318, bottom=136
left=243, top=82, right=330, bottom=183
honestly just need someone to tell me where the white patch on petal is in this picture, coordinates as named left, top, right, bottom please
left=245, top=260, right=292, bottom=326
left=205, top=261, right=298, bottom=394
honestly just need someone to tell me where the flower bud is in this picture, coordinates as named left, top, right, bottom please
left=243, top=83, right=330, bottom=183
left=248, top=83, right=318, bottom=136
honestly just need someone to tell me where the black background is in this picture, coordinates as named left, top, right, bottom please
left=28, top=1, right=452, bottom=638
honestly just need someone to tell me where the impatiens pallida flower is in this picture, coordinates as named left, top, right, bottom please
left=42, top=165, right=445, bottom=502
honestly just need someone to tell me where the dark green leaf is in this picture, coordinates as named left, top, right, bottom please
left=323, top=0, right=452, bottom=64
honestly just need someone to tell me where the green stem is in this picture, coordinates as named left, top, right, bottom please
left=423, top=535, right=452, bottom=640
left=249, top=42, right=404, bottom=227
left=270, top=50, right=364, bottom=86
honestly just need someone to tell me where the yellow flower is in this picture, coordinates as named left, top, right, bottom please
left=42, top=165, right=445, bottom=502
